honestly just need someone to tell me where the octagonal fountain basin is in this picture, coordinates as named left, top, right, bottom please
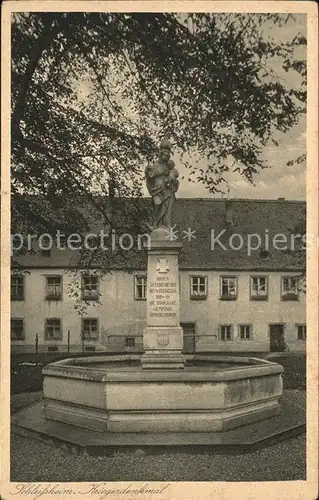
left=42, top=355, right=283, bottom=434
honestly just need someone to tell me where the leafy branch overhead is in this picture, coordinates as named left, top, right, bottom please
left=12, top=12, right=306, bottom=242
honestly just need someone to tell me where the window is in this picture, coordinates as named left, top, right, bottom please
left=190, top=276, right=207, bottom=299
left=40, top=235, right=52, bottom=257
left=296, top=324, right=306, bottom=340
left=81, top=275, right=99, bottom=300
left=11, top=319, right=25, bottom=340
left=41, top=249, right=51, bottom=257
left=47, top=346, right=59, bottom=352
left=82, top=318, right=99, bottom=340
left=46, top=276, right=62, bottom=300
left=251, top=276, right=268, bottom=300
left=85, top=346, right=96, bottom=352
left=45, top=318, right=62, bottom=340
left=260, top=249, right=270, bottom=259
left=134, top=275, right=147, bottom=300
left=220, top=276, right=237, bottom=300
left=125, top=337, right=136, bottom=348
left=239, top=324, right=252, bottom=340
left=11, top=275, right=24, bottom=301
left=219, top=325, right=233, bottom=341
left=282, top=276, right=299, bottom=300
left=55, top=233, right=67, bottom=249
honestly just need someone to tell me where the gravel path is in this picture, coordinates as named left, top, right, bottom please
left=11, top=433, right=305, bottom=482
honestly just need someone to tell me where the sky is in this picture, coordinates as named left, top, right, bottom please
left=173, top=14, right=307, bottom=200
left=78, top=13, right=307, bottom=201
left=175, top=114, right=306, bottom=200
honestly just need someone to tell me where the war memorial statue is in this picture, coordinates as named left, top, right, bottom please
left=145, top=139, right=179, bottom=229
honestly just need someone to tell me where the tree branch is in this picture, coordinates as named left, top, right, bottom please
left=12, top=16, right=63, bottom=136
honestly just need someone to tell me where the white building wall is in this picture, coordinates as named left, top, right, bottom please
left=11, top=269, right=306, bottom=353
left=180, top=271, right=306, bottom=352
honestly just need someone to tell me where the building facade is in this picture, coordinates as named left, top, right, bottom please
left=11, top=268, right=306, bottom=354
left=11, top=198, right=306, bottom=354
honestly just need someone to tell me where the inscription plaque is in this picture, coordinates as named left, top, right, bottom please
left=148, top=271, right=178, bottom=326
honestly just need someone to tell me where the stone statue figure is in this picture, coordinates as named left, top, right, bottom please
left=145, top=139, right=179, bottom=229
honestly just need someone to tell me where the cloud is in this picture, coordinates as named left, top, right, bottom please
left=142, top=14, right=307, bottom=201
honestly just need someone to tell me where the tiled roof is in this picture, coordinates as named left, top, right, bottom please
left=175, top=198, right=305, bottom=271
left=13, top=198, right=306, bottom=271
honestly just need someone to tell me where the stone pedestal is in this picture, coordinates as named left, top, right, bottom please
left=141, top=227, right=184, bottom=369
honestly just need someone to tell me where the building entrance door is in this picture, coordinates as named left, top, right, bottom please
left=269, top=324, right=285, bottom=352
left=181, top=322, right=196, bottom=354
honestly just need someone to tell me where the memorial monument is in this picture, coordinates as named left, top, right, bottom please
left=142, top=139, right=184, bottom=369
left=144, top=138, right=179, bottom=229
left=12, top=139, right=300, bottom=452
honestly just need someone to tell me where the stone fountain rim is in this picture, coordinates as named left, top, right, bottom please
left=42, top=354, right=283, bottom=383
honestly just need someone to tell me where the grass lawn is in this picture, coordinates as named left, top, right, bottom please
left=11, top=363, right=44, bottom=394
left=272, top=354, right=306, bottom=390
left=11, top=353, right=306, bottom=394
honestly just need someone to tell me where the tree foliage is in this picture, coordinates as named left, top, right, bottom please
left=11, top=12, right=306, bottom=262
